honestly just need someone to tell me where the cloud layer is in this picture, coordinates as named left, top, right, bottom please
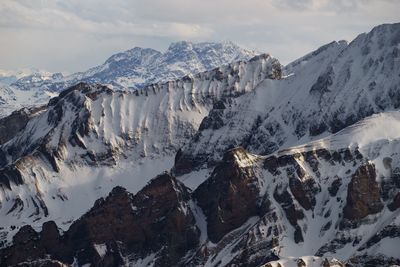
left=0, top=0, right=399, bottom=72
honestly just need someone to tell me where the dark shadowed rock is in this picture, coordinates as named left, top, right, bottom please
left=0, top=106, right=45, bottom=145
left=388, top=192, right=400, bottom=211
left=193, top=147, right=263, bottom=243
left=0, top=173, right=200, bottom=267
left=343, top=164, right=383, bottom=221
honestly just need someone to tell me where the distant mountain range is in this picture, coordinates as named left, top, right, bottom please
left=0, top=41, right=258, bottom=117
left=0, top=23, right=400, bottom=267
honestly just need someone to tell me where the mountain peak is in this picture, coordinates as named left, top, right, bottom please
left=104, top=46, right=161, bottom=64
left=167, top=40, right=194, bottom=50
left=166, top=40, right=246, bottom=52
left=370, top=22, right=400, bottom=33
left=348, top=22, right=400, bottom=49
left=0, top=41, right=259, bottom=117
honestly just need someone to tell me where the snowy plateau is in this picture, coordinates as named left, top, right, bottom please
left=0, top=23, right=400, bottom=267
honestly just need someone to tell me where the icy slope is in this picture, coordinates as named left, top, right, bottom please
left=0, top=54, right=280, bottom=246
left=174, top=23, right=400, bottom=173
left=261, top=257, right=344, bottom=267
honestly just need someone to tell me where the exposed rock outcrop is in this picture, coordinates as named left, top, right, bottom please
left=343, top=164, right=383, bottom=221
left=193, top=147, right=263, bottom=243
left=0, top=173, right=200, bottom=266
left=0, top=106, right=45, bottom=145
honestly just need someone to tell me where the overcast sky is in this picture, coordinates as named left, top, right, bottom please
left=0, top=0, right=399, bottom=73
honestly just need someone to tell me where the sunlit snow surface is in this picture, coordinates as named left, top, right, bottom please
left=265, top=256, right=343, bottom=267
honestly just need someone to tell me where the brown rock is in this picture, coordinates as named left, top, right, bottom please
left=343, top=164, right=383, bottom=220
left=194, top=147, right=263, bottom=243
left=0, top=173, right=199, bottom=266
left=297, top=258, right=307, bottom=267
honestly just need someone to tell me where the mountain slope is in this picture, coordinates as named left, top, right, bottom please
left=174, top=23, right=400, bottom=174
left=0, top=54, right=281, bottom=246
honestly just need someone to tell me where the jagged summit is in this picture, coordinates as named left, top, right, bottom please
left=284, top=40, right=348, bottom=74
left=104, top=47, right=161, bottom=64
left=69, top=40, right=259, bottom=90
left=0, top=41, right=259, bottom=118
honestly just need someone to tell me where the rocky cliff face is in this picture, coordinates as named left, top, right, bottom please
left=193, top=147, right=264, bottom=243
left=342, top=164, right=383, bottom=221
left=0, top=173, right=201, bottom=266
left=0, top=106, right=45, bottom=145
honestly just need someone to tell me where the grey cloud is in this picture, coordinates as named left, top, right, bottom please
left=271, top=0, right=315, bottom=10
left=0, top=0, right=399, bottom=72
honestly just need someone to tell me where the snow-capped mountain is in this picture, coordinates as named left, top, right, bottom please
left=175, top=23, right=400, bottom=172
left=0, top=69, right=57, bottom=117
left=0, top=54, right=280, bottom=245
left=0, top=68, right=52, bottom=86
left=0, top=41, right=258, bottom=118
left=67, top=41, right=259, bottom=89
left=0, top=23, right=400, bottom=267
left=0, top=84, right=57, bottom=118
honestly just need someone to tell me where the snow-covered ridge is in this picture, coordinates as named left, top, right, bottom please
left=174, top=23, right=400, bottom=171
left=279, top=110, right=400, bottom=155
left=0, top=84, right=56, bottom=118
left=0, top=41, right=259, bottom=118
left=0, top=53, right=280, bottom=245
left=0, top=53, right=279, bottom=166
left=73, top=41, right=258, bottom=89
left=0, top=68, right=53, bottom=86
